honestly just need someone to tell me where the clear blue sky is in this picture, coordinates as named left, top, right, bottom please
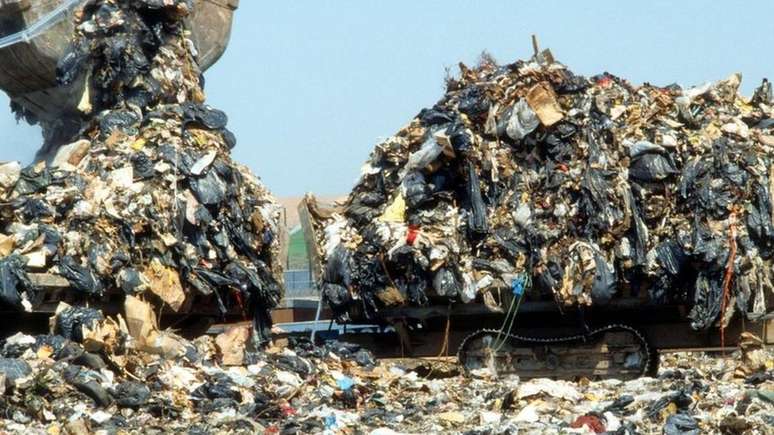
left=1, top=0, right=772, bottom=196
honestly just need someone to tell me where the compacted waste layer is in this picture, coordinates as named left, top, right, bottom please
left=0, top=326, right=771, bottom=433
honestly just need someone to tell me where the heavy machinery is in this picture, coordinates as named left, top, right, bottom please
left=0, top=0, right=239, bottom=157
left=298, top=196, right=774, bottom=380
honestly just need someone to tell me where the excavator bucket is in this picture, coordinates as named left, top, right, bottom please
left=0, top=0, right=239, bottom=142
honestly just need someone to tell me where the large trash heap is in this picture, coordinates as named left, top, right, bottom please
left=309, top=51, right=774, bottom=328
left=0, top=0, right=284, bottom=338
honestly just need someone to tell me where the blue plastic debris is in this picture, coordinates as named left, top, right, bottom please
left=336, top=376, right=355, bottom=391
left=511, top=276, right=525, bottom=297
left=324, top=413, right=337, bottom=429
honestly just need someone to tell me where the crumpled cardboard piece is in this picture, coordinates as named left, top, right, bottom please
left=82, top=315, right=127, bottom=354
left=124, top=295, right=186, bottom=359
left=144, top=258, right=186, bottom=312
left=51, top=139, right=90, bottom=168
left=0, top=234, right=15, bottom=257
left=376, top=286, right=405, bottom=306
left=215, top=323, right=252, bottom=366
left=734, top=332, right=769, bottom=378
left=525, top=82, right=564, bottom=126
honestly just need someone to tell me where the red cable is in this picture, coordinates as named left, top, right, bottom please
left=719, top=212, right=737, bottom=350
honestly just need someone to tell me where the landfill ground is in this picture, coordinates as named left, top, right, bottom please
left=0, top=1, right=772, bottom=434
left=0, top=327, right=771, bottom=434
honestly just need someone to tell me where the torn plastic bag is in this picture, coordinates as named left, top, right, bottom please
left=603, top=395, right=635, bottom=414
left=505, top=99, right=540, bottom=141
left=433, top=267, right=461, bottom=298
left=465, top=160, right=488, bottom=235
left=56, top=40, right=89, bottom=86
left=591, top=253, right=617, bottom=304
left=0, top=254, right=30, bottom=308
left=55, top=306, right=104, bottom=342
left=64, top=365, right=111, bottom=407
left=111, top=381, right=151, bottom=408
left=401, top=135, right=444, bottom=177
left=323, top=283, right=352, bottom=321
left=251, top=306, right=274, bottom=346
left=663, top=413, right=700, bottom=435
left=274, top=353, right=313, bottom=377
left=457, top=86, right=490, bottom=120
left=688, top=273, right=723, bottom=330
left=402, top=171, right=430, bottom=209
left=190, top=169, right=227, bottom=205
left=182, top=102, right=229, bottom=130
left=446, top=121, right=473, bottom=153
left=131, top=152, right=155, bottom=179
left=126, top=77, right=163, bottom=109
left=629, top=153, right=678, bottom=182
left=192, top=374, right=242, bottom=401
left=457, top=87, right=489, bottom=118
left=646, top=389, right=693, bottom=420
left=59, top=256, right=104, bottom=295
left=116, top=268, right=148, bottom=294
left=628, top=140, right=665, bottom=158
left=747, top=185, right=774, bottom=255
left=655, top=241, right=688, bottom=277
left=14, top=165, right=53, bottom=195
left=0, top=358, right=32, bottom=387
left=406, top=276, right=429, bottom=306
left=678, top=158, right=709, bottom=199
left=417, top=107, right=454, bottom=126
left=158, top=144, right=195, bottom=175
left=354, top=348, right=376, bottom=367
left=21, top=197, right=55, bottom=221
left=98, top=109, right=141, bottom=136
left=323, top=245, right=353, bottom=288
left=736, top=257, right=772, bottom=321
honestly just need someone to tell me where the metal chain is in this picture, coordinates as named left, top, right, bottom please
left=458, top=323, right=652, bottom=376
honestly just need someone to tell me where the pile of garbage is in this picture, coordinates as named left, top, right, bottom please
left=0, top=0, right=284, bottom=339
left=0, top=310, right=771, bottom=433
left=307, top=50, right=774, bottom=329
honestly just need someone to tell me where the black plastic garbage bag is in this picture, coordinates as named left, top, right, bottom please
left=465, top=160, right=488, bottom=235
left=688, top=273, right=723, bottom=330
left=403, top=172, right=430, bottom=209
left=182, top=102, right=229, bottom=130
left=323, top=245, right=353, bottom=288
left=647, top=390, right=693, bottom=420
left=14, top=165, right=52, bottom=195
left=98, top=110, right=141, bottom=136
left=64, top=365, right=112, bottom=407
left=629, top=153, right=678, bottom=182
left=110, top=381, right=151, bottom=408
left=322, top=282, right=352, bottom=321
left=591, top=253, right=617, bottom=304
left=0, top=254, right=30, bottom=308
left=190, top=169, right=227, bottom=205
left=433, top=267, right=462, bottom=298
left=59, top=256, right=104, bottom=295
left=54, top=306, right=104, bottom=342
